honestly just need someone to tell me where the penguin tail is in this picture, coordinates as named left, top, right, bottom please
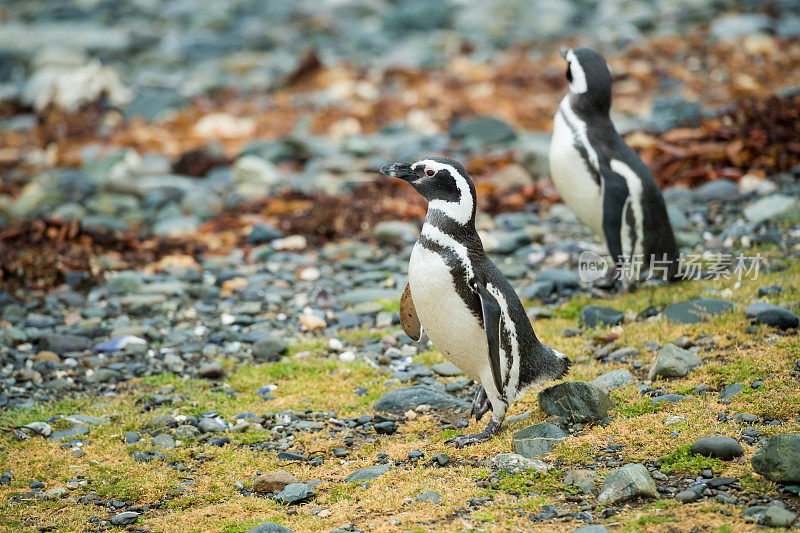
left=549, top=347, right=573, bottom=380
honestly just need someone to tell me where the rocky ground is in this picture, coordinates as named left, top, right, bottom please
left=2, top=1, right=800, bottom=532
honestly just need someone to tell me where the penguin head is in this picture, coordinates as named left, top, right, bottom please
left=560, top=47, right=612, bottom=114
left=380, top=156, right=476, bottom=225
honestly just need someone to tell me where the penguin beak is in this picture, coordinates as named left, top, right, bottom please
left=379, top=162, right=415, bottom=181
left=559, top=46, right=569, bottom=60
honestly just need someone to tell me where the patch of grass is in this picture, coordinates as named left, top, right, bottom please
left=413, top=348, right=444, bottom=367
left=614, top=394, right=663, bottom=417
left=324, top=482, right=358, bottom=505
left=553, top=295, right=593, bottom=320
left=631, top=514, right=675, bottom=527
left=490, top=469, right=567, bottom=496
left=643, top=499, right=680, bottom=511
left=657, top=445, right=726, bottom=475
left=376, top=298, right=400, bottom=313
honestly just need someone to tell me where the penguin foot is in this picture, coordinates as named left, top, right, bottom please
left=470, top=386, right=491, bottom=422
left=593, top=268, right=619, bottom=290
left=445, top=419, right=501, bottom=448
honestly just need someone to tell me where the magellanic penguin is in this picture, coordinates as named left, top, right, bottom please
left=549, top=47, right=680, bottom=288
left=379, top=157, right=571, bottom=447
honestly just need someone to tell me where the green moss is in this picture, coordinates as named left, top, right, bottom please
left=657, top=445, right=726, bottom=475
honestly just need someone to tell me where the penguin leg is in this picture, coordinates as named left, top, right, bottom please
left=470, top=386, right=491, bottom=422
left=446, top=392, right=508, bottom=448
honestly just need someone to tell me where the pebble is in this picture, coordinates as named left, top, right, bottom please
left=648, top=343, right=702, bottom=380
left=492, top=452, right=550, bottom=474
left=690, top=436, right=744, bottom=460
left=346, top=465, right=390, bottom=483
left=597, top=464, right=658, bottom=504
left=538, top=381, right=613, bottom=423
left=111, top=512, right=139, bottom=526
left=579, top=306, right=624, bottom=328
left=245, top=523, right=293, bottom=533
left=512, top=423, right=567, bottom=459
left=751, top=434, right=800, bottom=483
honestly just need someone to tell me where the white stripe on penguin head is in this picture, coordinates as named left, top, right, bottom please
left=411, top=159, right=475, bottom=225
left=566, top=49, right=588, bottom=94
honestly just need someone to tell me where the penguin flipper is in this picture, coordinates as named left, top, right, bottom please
left=400, top=283, right=421, bottom=341
left=473, top=278, right=504, bottom=397
left=600, top=169, right=629, bottom=269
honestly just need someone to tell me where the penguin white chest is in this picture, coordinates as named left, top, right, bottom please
left=408, top=243, right=488, bottom=380
left=549, top=109, right=603, bottom=237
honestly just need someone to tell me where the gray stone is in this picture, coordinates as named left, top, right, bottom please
left=570, top=526, right=608, bottom=533
left=42, top=334, right=92, bottom=354
left=745, top=302, right=799, bottom=331
left=373, top=221, right=418, bottom=245
left=373, top=385, right=470, bottom=413
left=254, top=471, right=299, bottom=494
left=662, top=298, right=734, bottom=324
left=520, top=280, right=555, bottom=300
left=65, top=414, right=105, bottom=427
left=535, top=269, right=580, bottom=291
left=538, top=381, right=613, bottom=423
left=126, top=86, right=187, bottom=121
left=675, top=489, right=700, bottom=503
left=666, top=205, right=689, bottom=230
left=711, top=14, right=772, bottom=40
left=147, top=414, right=177, bottom=429
left=563, top=469, right=597, bottom=494
left=690, top=436, right=744, bottom=460
left=23, top=422, right=52, bottom=437
left=431, top=361, right=463, bottom=377
left=153, top=216, right=199, bottom=237
left=693, top=179, right=740, bottom=202
left=49, top=426, right=90, bottom=442
left=751, top=434, right=800, bottom=484
left=111, top=511, right=139, bottom=526
left=512, top=423, right=567, bottom=459
left=591, top=369, right=635, bottom=391
left=90, top=368, right=121, bottom=383
left=648, top=343, right=702, bottom=380
left=174, top=425, right=201, bottom=441
left=107, top=271, right=143, bottom=295
left=597, top=464, right=658, bottom=504
left=247, top=224, right=282, bottom=245
left=275, top=482, right=314, bottom=504
left=765, top=504, right=798, bottom=527
left=416, top=490, right=442, bottom=503
left=451, top=116, right=516, bottom=144
left=347, top=464, right=390, bottom=483
left=45, top=487, right=67, bottom=499
left=649, top=96, right=701, bottom=131
left=492, top=452, right=549, bottom=474
left=719, top=383, right=744, bottom=400
left=252, top=337, right=288, bottom=361
left=152, top=433, right=175, bottom=450
left=198, top=361, right=224, bottom=379
left=744, top=194, right=800, bottom=225
left=198, top=418, right=226, bottom=433
left=580, top=306, right=623, bottom=328
left=245, top=523, right=292, bottom=533
left=339, top=288, right=399, bottom=306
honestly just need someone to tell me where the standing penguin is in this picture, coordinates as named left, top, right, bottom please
left=380, top=157, right=571, bottom=447
left=549, top=47, right=680, bottom=288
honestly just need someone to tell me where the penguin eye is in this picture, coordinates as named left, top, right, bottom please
left=566, top=65, right=573, bottom=83
left=425, top=168, right=435, bottom=177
